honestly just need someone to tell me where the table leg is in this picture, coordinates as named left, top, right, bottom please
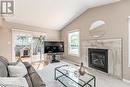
left=54, top=69, right=56, bottom=80
left=94, top=77, right=96, bottom=87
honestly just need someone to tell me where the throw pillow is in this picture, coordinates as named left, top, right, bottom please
left=0, top=77, right=29, bottom=87
left=8, top=61, right=27, bottom=77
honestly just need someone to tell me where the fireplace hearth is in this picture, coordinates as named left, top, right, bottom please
left=88, top=48, right=108, bottom=73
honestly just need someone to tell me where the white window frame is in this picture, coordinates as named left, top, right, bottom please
left=11, top=29, right=47, bottom=62
left=68, top=30, right=80, bottom=57
left=128, top=16, right=130, bottom=67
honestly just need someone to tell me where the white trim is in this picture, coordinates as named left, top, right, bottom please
left=68, top=29, right=80, bottom=33
left=128, top=17, right=130, bottom=67
left=11, top=29, right=47, bottom=37
left=11, top=29, right=47, bottom=62
left=123, top=79, right=130, bottom=84
left=11, top=30, right=16, bottom=62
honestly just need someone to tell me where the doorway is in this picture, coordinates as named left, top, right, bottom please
left=12, top=29, right=46, bottom=63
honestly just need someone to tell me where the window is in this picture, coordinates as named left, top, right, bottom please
left=128, top=16, right=130, bottom=67
left=68, top=30, right=80, bottom=56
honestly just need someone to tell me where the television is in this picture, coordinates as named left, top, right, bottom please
left=44, top=41, right=64, bottom=53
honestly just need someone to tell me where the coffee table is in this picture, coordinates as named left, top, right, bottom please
left=55, top=65, right=96, bottom=87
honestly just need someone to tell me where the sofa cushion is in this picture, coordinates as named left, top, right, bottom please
left=24, top=74, right=33, bottom=87
left=8, top=61, right=27, bottom=77
left=29, top=72, right=46, bottom=87
left=0, top=77, right=28, bottom=87
left=24, top=63, right=46, bottom=87
left=23, top=62, right=32, bottom=69
left=0, top=61, right=8, bottom=77
left=28, top=66, right=36, bottom=75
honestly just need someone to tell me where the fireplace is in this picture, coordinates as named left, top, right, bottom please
left=88, top=48, right=108, bottom=73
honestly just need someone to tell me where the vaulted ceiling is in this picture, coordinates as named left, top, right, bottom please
left=5, top=0, right=120, bottom=30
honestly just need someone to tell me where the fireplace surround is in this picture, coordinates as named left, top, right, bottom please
left=88, top=48, right=108, bottom=73
left=82, top=38, right=122, bottom=79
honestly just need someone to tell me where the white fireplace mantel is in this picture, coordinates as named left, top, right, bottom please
left=82, top=38, right=123, bottom=79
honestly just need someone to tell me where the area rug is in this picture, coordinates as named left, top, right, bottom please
left=36, top=61, right=130, bottom=87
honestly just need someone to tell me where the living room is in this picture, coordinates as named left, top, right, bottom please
left=0, top=0, right=130, bottom=87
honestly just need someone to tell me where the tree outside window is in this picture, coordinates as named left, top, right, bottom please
left=68, top=31, right=80, bottom=56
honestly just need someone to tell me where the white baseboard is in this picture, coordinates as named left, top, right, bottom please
left=123, top=79, right=130, bottom=84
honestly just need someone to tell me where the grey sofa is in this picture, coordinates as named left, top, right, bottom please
left=0, top=56, right=46, bottom=87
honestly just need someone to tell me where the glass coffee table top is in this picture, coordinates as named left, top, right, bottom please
left=55, top=65, right=96, bottom=87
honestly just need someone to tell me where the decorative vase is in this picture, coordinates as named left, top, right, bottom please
left=79, top=62, right=85, bottom=76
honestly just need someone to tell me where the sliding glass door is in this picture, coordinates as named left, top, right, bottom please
left=12, top=29, right=46, bottom=63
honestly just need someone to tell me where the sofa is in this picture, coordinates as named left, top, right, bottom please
left=0, top=56, right=46, bottom=87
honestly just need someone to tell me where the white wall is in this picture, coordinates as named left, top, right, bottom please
left=0, top=21, right=60, bottom=61
left=61, top=0, right=130, bottom=80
